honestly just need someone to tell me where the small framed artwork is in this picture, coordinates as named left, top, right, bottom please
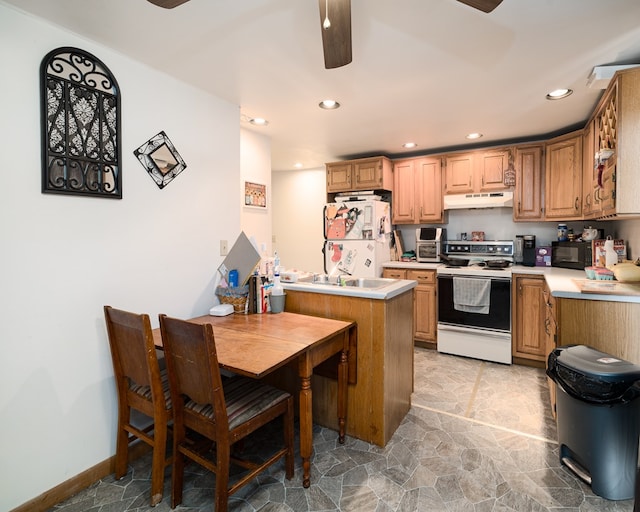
left=134, top=131, right=187, bottom=189
left=244, top=181, right=267, bottom=208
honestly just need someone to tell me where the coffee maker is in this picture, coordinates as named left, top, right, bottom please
left=522, top=235, right=536, bottom=267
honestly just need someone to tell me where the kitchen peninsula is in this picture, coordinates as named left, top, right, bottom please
left=280, top=278, right=416, bottom=447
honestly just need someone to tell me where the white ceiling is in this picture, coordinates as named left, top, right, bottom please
left=6, top=0, right=640, bottom=171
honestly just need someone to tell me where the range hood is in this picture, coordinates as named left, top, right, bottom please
left=444, top=191, right=514, bottom=210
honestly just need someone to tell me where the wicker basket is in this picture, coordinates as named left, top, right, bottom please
left=215, top=285, right=249, bottom=314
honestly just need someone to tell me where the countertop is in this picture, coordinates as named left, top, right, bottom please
left=512, top=265, right=640, bottom=303
left=383, top=261, right=640, bottom=303
left=282, top=278, right=416, bottom=300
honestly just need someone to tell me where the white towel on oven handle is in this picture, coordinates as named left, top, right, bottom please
left=453, top=277, right=490, bottom=314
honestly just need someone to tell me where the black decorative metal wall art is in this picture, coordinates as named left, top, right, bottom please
left=133, top=131, right=187, bottom=189
left=40, top=47, right=122, bottom=198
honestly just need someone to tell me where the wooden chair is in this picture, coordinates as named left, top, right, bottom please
left=104, top=306, right=172, bottom=506
left=158, top=314, right=294, bottom=512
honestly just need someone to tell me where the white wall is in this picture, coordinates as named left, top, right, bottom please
left=0, top=5, right=243, bottom=510
left=272, top=168, right=326, bottom=274
left=240, top=129, right=272, bottom=258
left=618, top=218, right=640, bottom=260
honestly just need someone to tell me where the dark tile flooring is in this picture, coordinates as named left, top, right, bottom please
left=48, top=349, right=635, bottom=511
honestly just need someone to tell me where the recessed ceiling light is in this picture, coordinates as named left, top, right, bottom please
left=546, top=88, right=573, bottom=100
left=249, top=117, right=269, bottom=126
left=319, top=99, right=340, bottom=110
left=293, top=162, right=303, bottom=168
left=402, top=142, right=417, bottom=149
left=465, top=132, right=483, bottom=140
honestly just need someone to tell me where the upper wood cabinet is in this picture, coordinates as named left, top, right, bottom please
left=591, top=68, right=640, bottom=217
left=544, top=132, right=583, bottom=220
left=582, top=119, right=598, bottom=219
left=444, top=153, right=474, bottom=194
left=444, top=149, right=510, bottom=195
left=392, top=157, right=443, bottom=224
left=478, top=150, right=510, bottom=192
left=326, top=156, right=393, bottom=193
left=513, top=145, right=544, bottom=221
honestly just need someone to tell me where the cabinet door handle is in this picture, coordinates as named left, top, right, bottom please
left=574, top=197, right=579, bottom=210
left=544, top=318, right=550, bottom=336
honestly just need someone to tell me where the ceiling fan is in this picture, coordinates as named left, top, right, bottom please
left=319, top=0, right=503, bottom=69
left=146, top=0, right=504, bottom=69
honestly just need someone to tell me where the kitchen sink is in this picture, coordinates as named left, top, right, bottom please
left=343, top=278, right=394, bottom=289
left=296, top=275, right=395, bottom=289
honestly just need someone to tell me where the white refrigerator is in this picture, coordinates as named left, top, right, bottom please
left=323, top=200, right=392, bottom=277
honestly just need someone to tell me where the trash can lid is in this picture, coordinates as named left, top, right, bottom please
left=556, top=345, right=640, bottom=382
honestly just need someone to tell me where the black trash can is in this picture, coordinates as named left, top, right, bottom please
left=547, top=345, right=640, bottom=501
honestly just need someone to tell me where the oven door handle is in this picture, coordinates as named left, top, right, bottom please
left=436, top=275, right=511, bottom=283
left=437, top=323, right=511, bottom=338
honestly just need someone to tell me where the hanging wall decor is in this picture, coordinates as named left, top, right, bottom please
left=244, top=181, right=267, bottom=208
left=40, top=47, right=122, bottom=198
left=134, top=131, right=187, bottom=189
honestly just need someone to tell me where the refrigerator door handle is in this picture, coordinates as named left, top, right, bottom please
left=322, top=243, right=327, bottom=274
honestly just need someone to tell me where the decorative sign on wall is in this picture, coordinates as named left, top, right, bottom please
left=40, top=47, right=122, bottom=198
left=133, top=131, right=187, bottom=189
left=503, top=150, right=516, bottom=187
left=244, top=181, right=267, bottom=208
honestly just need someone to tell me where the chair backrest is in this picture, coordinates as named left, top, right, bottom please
left=159, top=315, right=228, bottom=429
left=104, top=306, right=165, bottom=406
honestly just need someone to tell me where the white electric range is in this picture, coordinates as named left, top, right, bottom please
left=436, top=241, right=514, bottom=364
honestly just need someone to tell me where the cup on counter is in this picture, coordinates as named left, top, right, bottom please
left=270, top=293, right=286, bottom=313
left=460, top=232, right=467, bottom=240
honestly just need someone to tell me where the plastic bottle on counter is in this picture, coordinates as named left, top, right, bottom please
left=274, top=251, right=280, bottom=274
left=272, top=273, right=284, bottom=296
left=228, top=269, right=239, bottom=288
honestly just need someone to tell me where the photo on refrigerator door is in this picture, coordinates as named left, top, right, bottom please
left=324, top=201, right=390, bottom=241
left=324, top=240, right=383, bottom=278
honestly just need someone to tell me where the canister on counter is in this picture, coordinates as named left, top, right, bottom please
left=557, top=223, right=568, bottom=241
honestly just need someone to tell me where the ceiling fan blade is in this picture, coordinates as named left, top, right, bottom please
left=319, top=0, right=352, bottom=69
left=146, top=0, right=190, bottom=8
left=456, top=0, right=503, bottom=13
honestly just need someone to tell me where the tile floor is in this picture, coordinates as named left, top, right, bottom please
left=48, top=349, right=635, bottom=511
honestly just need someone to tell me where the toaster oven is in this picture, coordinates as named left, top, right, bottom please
left=416, top=240, right=442, bottom=263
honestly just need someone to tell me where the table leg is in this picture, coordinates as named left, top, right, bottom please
left=298, top=359, right=313, bottom=488
left=337, top=347, right=348, bottom=444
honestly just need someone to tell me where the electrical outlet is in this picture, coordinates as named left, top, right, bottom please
left=220, top=240, right=228, bottom=256
left=272, top=234, right=277, bottom=243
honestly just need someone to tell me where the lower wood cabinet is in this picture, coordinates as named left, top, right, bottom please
left=543, top=283, right=557, bottom=417
left=383, top=267, right=437, bottom=345
left=512, top=274, right=546, bottom=363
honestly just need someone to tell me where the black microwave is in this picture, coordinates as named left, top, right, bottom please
left=551, top=241, right=593, bottom=270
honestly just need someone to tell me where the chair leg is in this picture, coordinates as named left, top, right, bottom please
left=215, top=444, right=231, bottom=512
left=171, top=429, right=185, bottom=508
left=284, top=399, right=295, bottom=480
left=114, top=411, right=130, bottom=480
left=150, top=420, right=168, bottom=506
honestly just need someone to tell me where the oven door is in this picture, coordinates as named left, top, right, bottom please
left=437, top=274, right=511, bottom=332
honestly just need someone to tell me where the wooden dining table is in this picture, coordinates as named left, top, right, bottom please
left=152, top=311, right=356, bottom=488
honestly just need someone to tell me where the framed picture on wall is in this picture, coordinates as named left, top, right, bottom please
left=244, top=181, right=267, bottom=208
